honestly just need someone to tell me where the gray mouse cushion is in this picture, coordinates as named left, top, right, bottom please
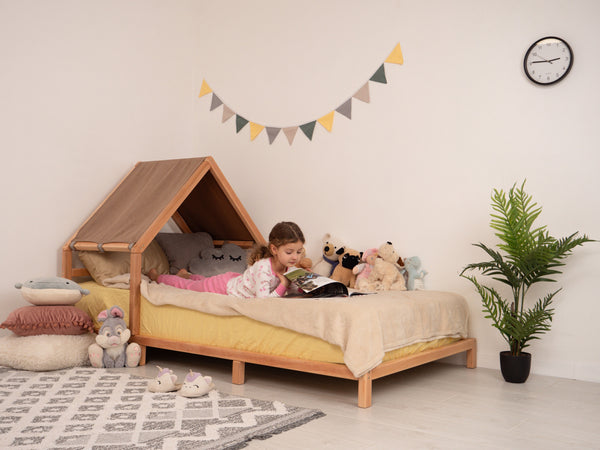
left=188, top=243, right=248, bottom=276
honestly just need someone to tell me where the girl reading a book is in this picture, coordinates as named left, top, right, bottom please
left=148, top=221, right=305, bottom=298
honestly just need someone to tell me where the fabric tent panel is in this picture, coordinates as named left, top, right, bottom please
left=71, top=158, right=206, bottom=246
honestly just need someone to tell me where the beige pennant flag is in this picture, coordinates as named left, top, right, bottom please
left=317, top=111, right=335, bottom=132
left=198, top=80, right=212, bottom=98
left=385, top=43, right=404, bottom=65
left=250, top=122, right=265, bottom=141
left=283, top=127, right=298, bottom=145
left=222, top=105, right=235, bottom=123
left=353, top=83, right=370, bottom=103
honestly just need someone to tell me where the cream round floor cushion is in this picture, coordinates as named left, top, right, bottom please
left=0, top=333, right=95, bottom=371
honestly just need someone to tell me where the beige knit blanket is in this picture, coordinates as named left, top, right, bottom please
left=134, top=279, right=469, bottom=377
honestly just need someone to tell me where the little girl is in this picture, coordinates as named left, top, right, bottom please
left=148, top=221, right=305, bottom=298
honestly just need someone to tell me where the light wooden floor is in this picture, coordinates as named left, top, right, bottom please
left=126, top=348, right=600, bottom=449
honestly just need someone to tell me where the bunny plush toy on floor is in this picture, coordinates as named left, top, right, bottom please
left=88, top=305, right=141, bottom=368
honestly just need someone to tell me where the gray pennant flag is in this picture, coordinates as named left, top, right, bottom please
left=266, top=127, right=281, bottom=144
left=336, top=99, right=352, bottom=119
left=210, top=94, right=223, bottom=111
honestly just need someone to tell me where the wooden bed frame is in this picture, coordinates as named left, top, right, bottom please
left=62, top=156, right=477, bottom=408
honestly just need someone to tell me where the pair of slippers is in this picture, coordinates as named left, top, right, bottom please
left=147, top=366, right=215, bottom=397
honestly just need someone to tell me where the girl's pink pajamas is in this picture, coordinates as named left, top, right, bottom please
left=156, top=272, right=238, bottom=295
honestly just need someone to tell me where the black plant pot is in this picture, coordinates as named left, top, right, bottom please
left=500, top=351, right=531, bottom=383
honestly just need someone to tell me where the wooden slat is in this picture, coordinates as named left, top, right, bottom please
left=370, top=338, right=477, bottom=380
left=129, top=253, right=142, bottom=335
left=213, top=240, right=255, bottom=249
left=171, top=211, right=192, bottom=233
left=71, top=242, right=132, bottom=252
left=62, top=247, right=73, bottom=279
left=71, top=267, right=90, bottom=277
left=130, top=335, right=357, bottom=379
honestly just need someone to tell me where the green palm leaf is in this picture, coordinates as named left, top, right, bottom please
left=461, top=181, right=595, bottom=356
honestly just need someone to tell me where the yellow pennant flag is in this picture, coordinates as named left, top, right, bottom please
left=317, top=111, right=335, bottom=132
left=250, top=122, right=265, bottom=141
left=385, top=43, right=404, bottom=65
left=198, top=80, right=212, bottom=98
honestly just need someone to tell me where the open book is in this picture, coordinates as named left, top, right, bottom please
left=284, top=267, right=369, bottom=298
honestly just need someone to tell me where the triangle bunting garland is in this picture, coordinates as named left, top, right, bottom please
left=197, top=42, right=403, bottom=145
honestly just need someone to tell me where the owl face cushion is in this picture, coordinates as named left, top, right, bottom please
left=187, top=243, right=248, bottom=276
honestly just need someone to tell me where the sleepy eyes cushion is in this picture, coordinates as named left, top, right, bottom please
left=188, top=243, right=248, bottom=276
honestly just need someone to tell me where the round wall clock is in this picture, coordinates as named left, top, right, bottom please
left=523, top=36, right=573, bottom=85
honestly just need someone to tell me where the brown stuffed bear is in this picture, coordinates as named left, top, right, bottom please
left=331, top=248, right=362, bottom=288
left=297, top=247, right=313, bottom=271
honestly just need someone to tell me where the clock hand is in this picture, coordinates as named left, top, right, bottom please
left=531, top=57, right=560, bottom=64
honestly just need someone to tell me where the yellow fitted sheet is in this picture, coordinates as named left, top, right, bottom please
left=76, top=281, right=459, bottom=365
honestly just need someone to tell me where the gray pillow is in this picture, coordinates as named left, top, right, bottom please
left=188, top=243, right=248, bottom=276
left=155, top=232, right=214, bottom=274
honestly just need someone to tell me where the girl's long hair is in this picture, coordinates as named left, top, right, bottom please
left=248, top=221, right=305, bottom=265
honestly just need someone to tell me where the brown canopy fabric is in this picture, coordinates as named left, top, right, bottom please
left=66, top=157, right=263, bottom=252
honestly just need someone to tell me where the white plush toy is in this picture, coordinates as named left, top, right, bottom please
left=15, top=276, right=89, bottom=305
left=368, top=242, right=407, bottom=291
left=312, top=233, right=346, bottom=277
left=404, top=256, right=428, bottom=290
left=88, top=305, right=141, bottom=368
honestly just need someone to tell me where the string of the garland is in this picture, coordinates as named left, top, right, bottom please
left=198, top=43, right=403, bottom=145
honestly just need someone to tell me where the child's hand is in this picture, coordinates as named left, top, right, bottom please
left=276, top=273, right=290, bottom=288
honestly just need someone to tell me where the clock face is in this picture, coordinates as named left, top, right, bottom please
left=524, top=37, right=573, bottom=85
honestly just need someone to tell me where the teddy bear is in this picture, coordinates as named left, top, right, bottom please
left=312, top=233, right=346, bottom=277
left=404, top=256, right=428, bottom=290
left=352, top=248, right=379, bottom=292
left=368, top=242, right=407, bottom=291
left=297, top=247, right=313, bottom=271
left=88, top=305, right=141, bottom=368
left=331, top=248, right=362, bottom=288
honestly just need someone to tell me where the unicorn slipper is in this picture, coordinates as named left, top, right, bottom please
left=178, top=370, right=215, bottom=398
left=148, top=366, right=182, bottom=393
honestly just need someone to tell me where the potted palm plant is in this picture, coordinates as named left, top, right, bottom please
left=461, top=181, right=594, bottom=383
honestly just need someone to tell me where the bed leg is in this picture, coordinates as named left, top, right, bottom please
left=232, top=361, right=245, bottom=385
left=466, top=338, right=477, bottom=368
left=138, top=345, right=147, bottom=366
left=357, top=372, right=372, bottom=408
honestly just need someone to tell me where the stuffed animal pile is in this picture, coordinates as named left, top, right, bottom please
left=310, top=236, right=427, bottom=292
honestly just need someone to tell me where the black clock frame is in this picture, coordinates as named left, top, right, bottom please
left=523, top=36, right=573, bottom=86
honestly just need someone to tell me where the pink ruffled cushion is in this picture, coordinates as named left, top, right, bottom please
left=0, top=306, right=94, bottom=336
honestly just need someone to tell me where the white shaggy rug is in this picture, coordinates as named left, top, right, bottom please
left=0, top=367, right=325, bottom=449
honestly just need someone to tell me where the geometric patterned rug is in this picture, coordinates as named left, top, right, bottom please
left=0, top=367, right=325, bottom=449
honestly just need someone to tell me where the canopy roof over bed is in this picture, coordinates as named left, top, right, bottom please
left=64, top=156, right=264, bottom=254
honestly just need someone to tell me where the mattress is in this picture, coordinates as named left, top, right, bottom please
left=76, top=281, right=466, bottom=372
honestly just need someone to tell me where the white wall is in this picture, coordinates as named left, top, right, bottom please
left=1, top=0, right=599, bottom=381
